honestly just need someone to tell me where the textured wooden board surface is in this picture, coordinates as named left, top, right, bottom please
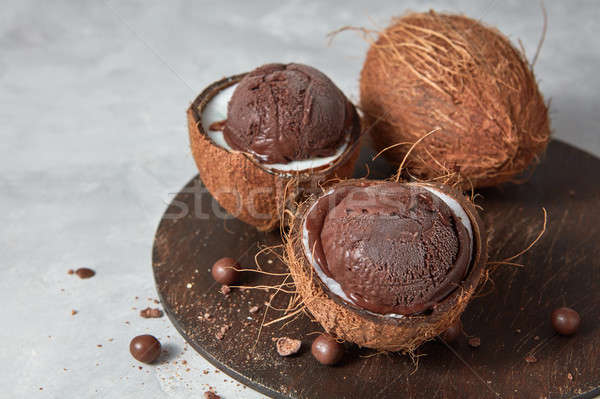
left=153, top=140, right=600, bottom=399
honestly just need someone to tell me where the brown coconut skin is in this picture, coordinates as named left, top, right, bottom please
left=360, top=11, right=551, bottom=188
left=188, top=74, right=360, bottom=231
left=285, top=179, right=487, bottom=352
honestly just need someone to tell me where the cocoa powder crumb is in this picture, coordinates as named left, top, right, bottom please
left=208, top=120, right=226, bottom=132
left=525, top=355, right=537, bottom=363
left=75, top=268, right=95, bottom=279
left=468, top=337, right=481, bottom=348
left=276, top=337, right=301, bottom=356
left=67, top=269, right=74, bottom=275
left=140, top=307, right=163, bottom=318
left=71, top=309, right=78, bottom=316
left=204, top=391, right=221, bottom=399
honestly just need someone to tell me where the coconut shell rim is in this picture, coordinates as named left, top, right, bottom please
left=187, top=73, right=363, bottom=180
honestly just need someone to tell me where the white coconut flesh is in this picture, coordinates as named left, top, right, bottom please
left=301, top=185, right=474, bottom=319
left=201, top=83, right=351, bottom=176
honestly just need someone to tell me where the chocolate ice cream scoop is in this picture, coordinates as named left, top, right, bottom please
left=303, top=182, right=472, bottom=316
left=223, top=63, right=357, bottom=164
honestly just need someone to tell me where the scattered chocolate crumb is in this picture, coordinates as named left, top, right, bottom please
left=533, top=335, right=540, bottom=341
left=276, top=337, right=302, bottom=356
left=525, top=355, right=537, bottom=363
left=204, top=391, right=221, bottom=399
left=153, top=299, right=159, bottom=304
left=140, top=307, right=163, bottom=318
left=186, top=368, right=190, bottom=372
left=75, top=268, right=95, bottom=279
left=39, top=387, right=43, bottom=391
left=71, top=309, right=78, bottom=316
left=67, top=269, right=74, bottom=275
left=203, top=370, right=209, bottom=375
left=182, top=360, right=187, bottom=365
left=108, top=338, right=113, bottom=342
left=568, top=373, right=573, bottom=381
left=208, top=120, right=226, bottom=132
left=215, top=324, right=230, bottom=340
left=97, top=344, right=103, bottom=348
left=468, top=337, right=481, bottom=348
left=220, top=285, right=231, bottom=295
left=135, top=296, right=139, bottom=300
left=249, top=305, right=259, bottom=314
left=125, top=321, right=130, bottom=325
left=138, top=366, right=143, bottom=370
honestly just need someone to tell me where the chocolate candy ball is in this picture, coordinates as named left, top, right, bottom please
left=440, top=319, right=462, bottom=343
left=551, top=307, right=581, bottom=336
left=130, top=334, right=161, bottom=364
left=311, top=334, right=344, bottom=366
left=211, top=257, right=240, bottom=285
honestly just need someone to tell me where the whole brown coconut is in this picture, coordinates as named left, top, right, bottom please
left=360, top=11, right=551, bottom=188
left=188, top=74, right=360, bottom=231
left=284, top=179, right=487, bottom=352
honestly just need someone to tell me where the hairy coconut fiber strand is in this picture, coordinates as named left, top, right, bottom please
left=284, top=180, right=487, bottom=352
left=360, top=11, right=551, bottom=188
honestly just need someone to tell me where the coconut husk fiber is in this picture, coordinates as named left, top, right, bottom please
left=360, top=11, right=551, bottom=188
left=284, top=179, right=487, bottom=352
left=187, top=74, right=360, bottom=231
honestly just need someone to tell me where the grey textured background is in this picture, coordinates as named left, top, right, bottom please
left=1, top=1, right=598, bottom=398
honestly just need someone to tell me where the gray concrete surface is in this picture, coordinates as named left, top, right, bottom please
left=1, top=1, right=598, bottom=398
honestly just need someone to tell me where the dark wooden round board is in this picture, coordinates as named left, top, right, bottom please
left=152, top=140, right=600, bottom=399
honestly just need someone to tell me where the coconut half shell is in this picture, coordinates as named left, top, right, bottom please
left=284, top=179, right=487, bottom=352
left=187, top=74, right=361, bottom=231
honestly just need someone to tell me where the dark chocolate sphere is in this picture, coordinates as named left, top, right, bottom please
left=319, top=183, right=471, bottom=315
left=223, top=63, right=354, bottom=164
left=551, top=307, right=580, bottom=336
left=211, top=257, right=240, bottom=285
left=311, top=334, right=344, bottom=366
left=130, top=334, right=161, bottom=364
